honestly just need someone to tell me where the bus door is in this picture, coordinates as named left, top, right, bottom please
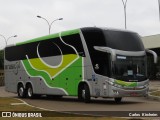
left=91, top=73, right=101, bottom=97
left=86, top=66, right=101, bottom=97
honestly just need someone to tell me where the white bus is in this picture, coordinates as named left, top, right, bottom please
left=4, top=27, right=157, bottom=103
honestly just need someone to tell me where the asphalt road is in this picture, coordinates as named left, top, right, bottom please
left=23, top=96, right=160, bottom=111
left=0, top=81, right=160, bottom=116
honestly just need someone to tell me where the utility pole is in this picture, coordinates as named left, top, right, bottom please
left=121, top=0, right=128, bottom=29
left=158, top=0, right=160, bottom=21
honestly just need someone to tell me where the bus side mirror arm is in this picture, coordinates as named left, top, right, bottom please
left=146, top=49, right=158, bottom=64
left=94, top=46, right=116, bottom=61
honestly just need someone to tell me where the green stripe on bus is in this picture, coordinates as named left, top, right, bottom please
left=115, top=80, right=137, bottom=87
left=17, top=29, right=80, bottom=46
left=22, top=57, right=83, bottom=95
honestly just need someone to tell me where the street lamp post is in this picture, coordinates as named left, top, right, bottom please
left=37, top=15, right=63, bottom=34
left=0, top=34, right=17, bottom=47
left=158, top=0, right=160, bottom=21
left=121, top=0, right=128, bottom=29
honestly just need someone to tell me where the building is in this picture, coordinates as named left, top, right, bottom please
left=142, top=34, right=160, bottom=79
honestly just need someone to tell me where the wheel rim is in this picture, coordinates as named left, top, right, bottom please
left=19, top=87, right=24, bottom=97
left=28, top=88, right=32, bottom=97
left=82, top=89, right=85, bottom=99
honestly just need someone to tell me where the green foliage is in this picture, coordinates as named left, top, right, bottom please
left=0, top=50, right=4, bottom=69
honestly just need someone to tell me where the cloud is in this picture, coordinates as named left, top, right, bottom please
left=0, top=0, right=160, bottom=45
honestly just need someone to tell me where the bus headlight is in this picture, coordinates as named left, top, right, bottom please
left=113, top=84, right=123, bottom=88
left=107, top=80, right=123, bottom=88
left=108, top=80, right=114, bottom=85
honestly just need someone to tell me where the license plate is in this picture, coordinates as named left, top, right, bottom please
left=130, top=92, right=138, bottom=96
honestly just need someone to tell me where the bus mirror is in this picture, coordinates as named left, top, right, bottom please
left=146, top=49, right=158, bottom=64
left=94, top=46, right=116, bottom=61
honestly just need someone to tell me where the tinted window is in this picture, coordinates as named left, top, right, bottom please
left=82, top=28, right=111, bottom=77
left=113, top=56, right=147, bottom=81
left=62, top=34, right=85, bottom=57
left=104, top=30, right=144, bottom=51
left=5, top=33, right=85, bottom=61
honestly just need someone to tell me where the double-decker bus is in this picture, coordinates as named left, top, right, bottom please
left=4, top=27, right=157, bottom=103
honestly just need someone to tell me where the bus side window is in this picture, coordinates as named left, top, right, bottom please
left=61, top=34, right=85, bottom=57
left=82, top=29, right=111, bottom=77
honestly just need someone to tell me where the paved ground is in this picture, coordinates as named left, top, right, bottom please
left=149, top=80, right=160, bottom=91
left=0, top=87, right=16, bottom=97
left=0, top=81, right=160, bottom=116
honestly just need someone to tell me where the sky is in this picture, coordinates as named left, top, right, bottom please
left=0, top=0, right=160, bottom=48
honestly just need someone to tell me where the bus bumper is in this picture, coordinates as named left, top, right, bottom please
left=108, top=85, right=149, bottom=97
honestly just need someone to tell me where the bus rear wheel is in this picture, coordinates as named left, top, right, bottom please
left=78, top=84, right=90, bottom=103
left=18, top=84, right=26, bottom=98
left=26, top=84, right=34, bottom=98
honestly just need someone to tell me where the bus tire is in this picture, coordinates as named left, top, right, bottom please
left=80, top=84, right=90, bottom=103
left=26, top=84, right=34, bottom=99
left=114, top=97, right=122, bottom=103
left=17, top=84, right=26, bottom=98
left=78, top=86, right=83, bottom=101
left=84, top=84, right=91, bottom=103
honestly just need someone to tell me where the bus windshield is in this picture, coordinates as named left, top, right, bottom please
left=112, top=56, right=147, bottom=82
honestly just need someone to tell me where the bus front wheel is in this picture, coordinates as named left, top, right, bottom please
left=79, top=84, right=90, bottom=103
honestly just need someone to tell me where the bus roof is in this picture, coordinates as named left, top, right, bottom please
left=81, top=27, right=137, bottom=34
left=16, top=28, right=80, bottom=46
left=15, top=27, right=137, bottom=46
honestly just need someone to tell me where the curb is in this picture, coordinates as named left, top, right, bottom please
left=147, top=94, right=160, bottom=101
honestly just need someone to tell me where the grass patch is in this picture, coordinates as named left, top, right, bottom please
left=150, top=91, right=160, bottom=96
